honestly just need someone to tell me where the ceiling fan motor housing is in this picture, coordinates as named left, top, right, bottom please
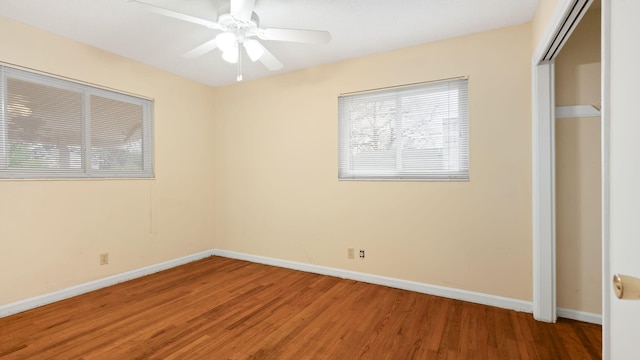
left=217, top=12, right=260, bottom=41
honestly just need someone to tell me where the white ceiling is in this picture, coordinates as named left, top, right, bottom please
left=0, top=0, right=539, bottom=87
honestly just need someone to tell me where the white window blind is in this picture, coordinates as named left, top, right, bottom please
left=338, top=78, right=469, bottom=181
left=0, top=66, right=153, bottom=179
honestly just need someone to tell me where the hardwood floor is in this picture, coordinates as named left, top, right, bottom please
left=0, top=257, right=601, bottom=359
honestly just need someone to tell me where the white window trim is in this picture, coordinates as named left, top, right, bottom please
left=338, top=77, right=469, bottom=182
left=0, top=64, right=154, bottom=179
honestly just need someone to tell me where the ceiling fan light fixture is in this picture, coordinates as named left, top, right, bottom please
left=243, top=39, right=264, bottom=61
left=215, top=31, right=237, bottom=53
left=222, top=48, right=239, bottom=63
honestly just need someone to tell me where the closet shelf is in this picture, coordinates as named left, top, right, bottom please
left=555, top=105, right=600, bottom=118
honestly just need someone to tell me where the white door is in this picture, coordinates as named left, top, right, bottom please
left=604, top=0, right=640, bottom=358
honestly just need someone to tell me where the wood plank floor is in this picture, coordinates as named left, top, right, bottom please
left=0, top=257, right=601, bottom=359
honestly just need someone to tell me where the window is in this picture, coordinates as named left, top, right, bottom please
left=0, top=66, right=153, bottom=179
left=338, top=78, right=469, bottom=181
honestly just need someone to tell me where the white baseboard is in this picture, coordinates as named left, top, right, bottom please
left=212, top=249, right=533, bottom=313
left=1, top=248, right=538, bottom=319
left=557, top=307, right=602, bottom=325
left=0, top=249, right=216, bottom=318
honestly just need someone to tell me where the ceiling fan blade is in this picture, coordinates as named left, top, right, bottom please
left=259, top=28, right=332, bottom=44
left=130, top=0, right=221, bottom=29
left=230, top=0, right=255, bottom=22
left=256, top=44, right=284, bottom=71
left=183, top=39, right=218, bottom=59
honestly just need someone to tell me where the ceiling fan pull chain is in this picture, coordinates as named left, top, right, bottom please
left=237, top=45, right=243, bottom=82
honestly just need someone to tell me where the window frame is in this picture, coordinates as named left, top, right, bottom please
left=338, top=77, right=469, bottom=181
left=0, top=65, right=154, bottom=179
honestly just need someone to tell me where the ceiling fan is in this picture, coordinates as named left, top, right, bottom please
left=131, top=0, right=332, bottom=81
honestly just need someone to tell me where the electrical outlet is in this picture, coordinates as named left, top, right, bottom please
left=359, top=249, right=365, bottom=259
left=347, top=248, right=354, bottom=259
left=100, top=253, right=109, bottom=265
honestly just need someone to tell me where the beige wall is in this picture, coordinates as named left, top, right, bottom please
left=554, top=7, right=602, bottom=314
left=0, top=16, right=217, bottom=305
left=1, top=16, right=537, bottom=307
left=212, top=24, right=533, bottom=301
